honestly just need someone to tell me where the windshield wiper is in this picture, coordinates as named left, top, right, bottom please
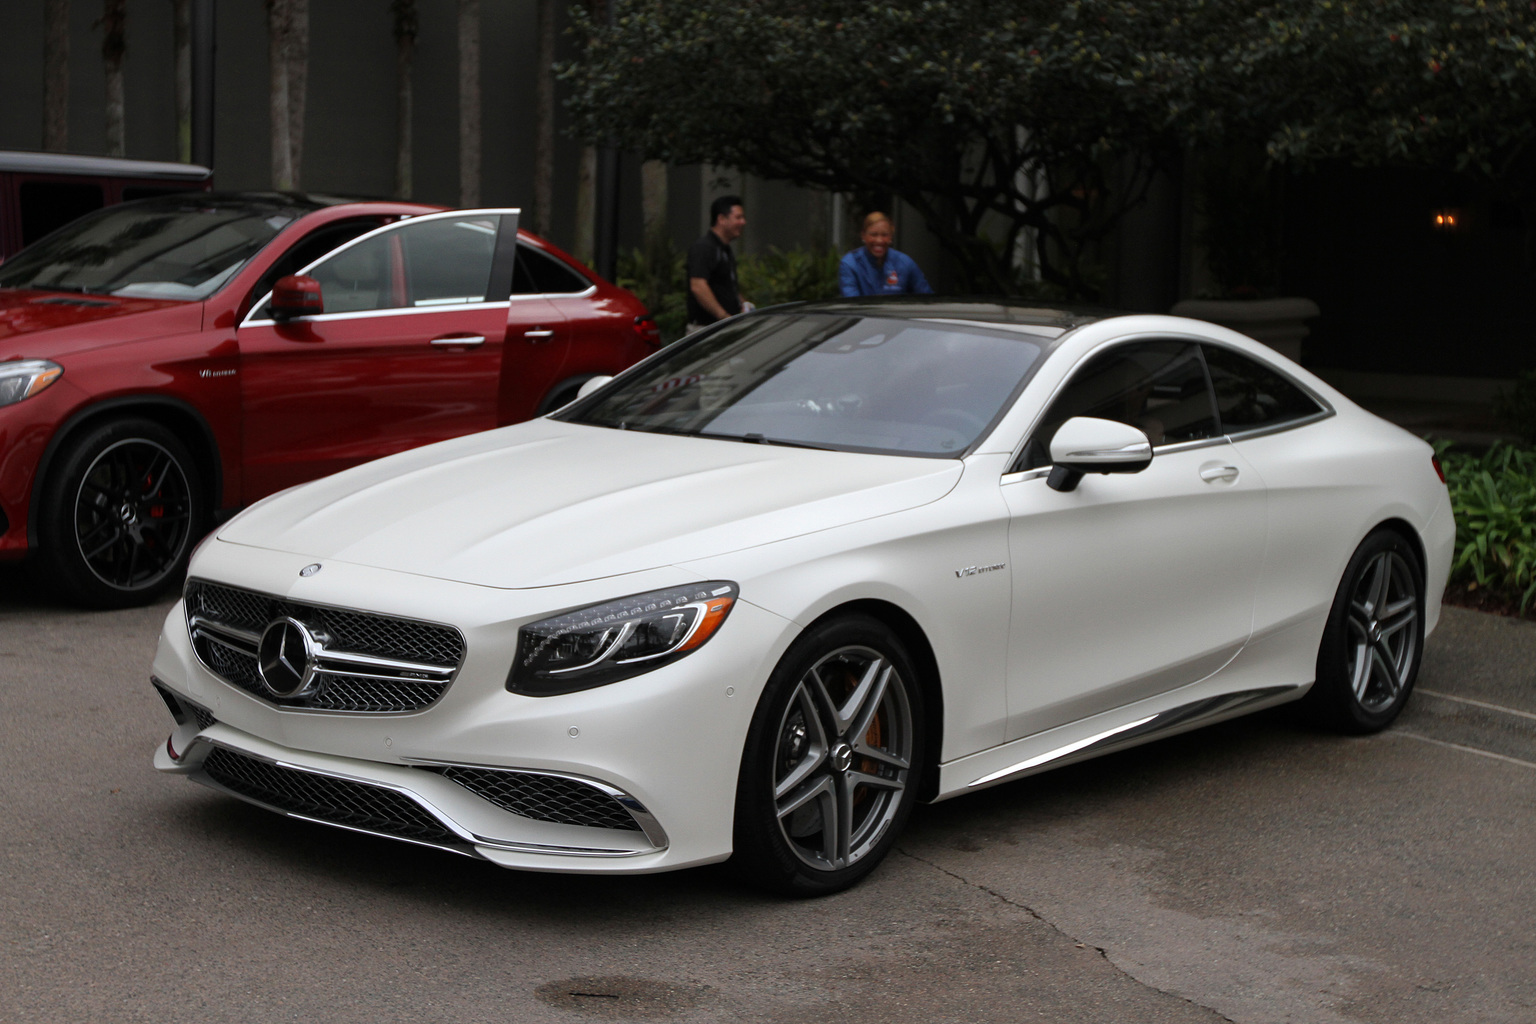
left=699, top=431, right=837, bottom=451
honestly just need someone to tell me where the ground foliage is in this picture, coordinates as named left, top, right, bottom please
left=562, top=1, right=1536, bottom=295
left=1436, top=440, right=1536, bottom=612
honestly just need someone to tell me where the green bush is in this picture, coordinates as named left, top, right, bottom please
left=616, top=246, right=688, bottom=345
left=1492, top=370, right=1536, bottom=445
left=618, top=243, right=842, bottom=345
left=1435, top=440, right=1536, bottom=611
left=738, top=246, right=842, bottom=308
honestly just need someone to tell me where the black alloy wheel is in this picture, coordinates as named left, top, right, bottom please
left=36, top=417, right=205, bottom=608
left=733, top=614, right=924, bottom=896
left=1304, top=528, right=1424, bottom=733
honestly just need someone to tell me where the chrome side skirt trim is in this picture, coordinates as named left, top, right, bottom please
left=968, top=685, right=1302, bottom=789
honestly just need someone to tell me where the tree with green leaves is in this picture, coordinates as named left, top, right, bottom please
left=561, top=0, right=1230, bottom=296
left=562, top=0, right=1536, bottom=295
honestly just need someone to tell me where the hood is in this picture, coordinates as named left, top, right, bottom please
left=0, top=288, right=191, bottom=359
left=216, top=419, right=963, bottom=588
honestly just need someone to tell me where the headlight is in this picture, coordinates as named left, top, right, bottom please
left=509, top=581, right=738, bottom=696
left=0, top=360, right=63, bottom=407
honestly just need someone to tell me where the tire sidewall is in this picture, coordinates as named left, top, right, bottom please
left=732, top=614, right=926, bottom=896
left=36, top=417, right=205, bottom=609
left=1311, top=528, right=1425, bottom=733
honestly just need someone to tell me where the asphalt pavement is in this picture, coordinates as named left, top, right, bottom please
left=1, top=563, right=1532, bottom=1024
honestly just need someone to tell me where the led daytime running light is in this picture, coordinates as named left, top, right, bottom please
left=0, top=359, right=64, bottom=407
left=510, top=581, right=738, bottom=696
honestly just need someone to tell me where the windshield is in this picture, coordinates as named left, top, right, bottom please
left=561, top=313, right=1047, bottom=457
left=0, top=196, right=308, bottom=300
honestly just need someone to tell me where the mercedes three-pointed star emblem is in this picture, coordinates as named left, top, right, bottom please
left=257, top=617, right=320, bottom=698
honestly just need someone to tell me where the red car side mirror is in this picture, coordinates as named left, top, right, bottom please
left=271, top=274, right=323, bottom=320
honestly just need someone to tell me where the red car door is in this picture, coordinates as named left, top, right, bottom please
left=237, top=210, right=519, bottom=500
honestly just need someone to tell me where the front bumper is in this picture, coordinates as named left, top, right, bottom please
left=150, top=541, right=796, bottom=873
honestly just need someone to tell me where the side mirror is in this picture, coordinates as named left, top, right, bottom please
left=576, top=375, right=613, bottom=400
left=271, top=274, right=323, bottom=321
left=1046, top=416, right=1153, bottom=492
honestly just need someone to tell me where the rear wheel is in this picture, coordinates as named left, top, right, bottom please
left=732, top=615, right=924, bottom=896
left=36, top=418, right=205, bottom=608
left=1303, top=528, right=1424, bottom=733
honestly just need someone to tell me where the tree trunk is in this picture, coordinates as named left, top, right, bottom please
left=172, top=0, right=191, bottom=162
left=267, top=0, right=293, bottom=190
left=573, top=146, right=597, bottom=266
left=392, top=0, right=417, bottom=200
left=458, top=0, right=481, bottom=207
left=287, top=0, right=308, bottom=188
left=44, top=0, right=70, bottom=152
left=533, top=0, right=556, bottom=236
left=101, top=0, right=127, bottom=157
left=641, top=159, right=668, bottom=258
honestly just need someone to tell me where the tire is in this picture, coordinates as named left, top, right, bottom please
left=35, top=417, right=205, bottom=609
left=1303, top=528, right=1424, bottom=734
left=536, top=376, right=597, bottom=416
left=732, top=615, right=925, bottom=896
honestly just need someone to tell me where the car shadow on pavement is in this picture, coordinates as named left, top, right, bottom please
left=168, top=704, right=1320, bottom=918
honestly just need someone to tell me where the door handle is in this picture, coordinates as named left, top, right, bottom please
left=1199, top=464, right=1240, bottom=483
left=430, top=335, right=485, bottom=347
left=524, top=328, right=555, bottom=340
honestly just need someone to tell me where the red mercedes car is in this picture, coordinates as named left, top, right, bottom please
left=0, top=192, right=660, bottom=607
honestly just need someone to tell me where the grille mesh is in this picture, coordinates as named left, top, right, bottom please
left=190, top=704, right=217, bottom=730
left=185, top=580, right=465, bottom=713
left=435, top=766, right=641, bottom=831
left=202, top=747, right=456, bottom=844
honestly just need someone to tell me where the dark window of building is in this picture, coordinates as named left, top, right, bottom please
left=512, top=245, right=588, bottom=294
left=19, top=181, right=106, bottom=246
left=1202, top=345, right=1324, bottom=432
left=1017, top=341, right=1218, bottom=471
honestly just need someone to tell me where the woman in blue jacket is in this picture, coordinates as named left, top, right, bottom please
left=839, top=212, right=933, bottom=297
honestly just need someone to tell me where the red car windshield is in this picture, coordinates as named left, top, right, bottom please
left=0, top=195, right=316, bottom=301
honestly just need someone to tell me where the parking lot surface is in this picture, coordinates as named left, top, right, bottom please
left=2, top=565, right=1532, bottom=1023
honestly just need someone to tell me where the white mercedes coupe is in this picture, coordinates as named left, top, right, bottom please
left=150, top=301, right=1454, bottom=895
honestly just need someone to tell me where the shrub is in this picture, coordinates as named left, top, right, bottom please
left=738, top=246, right=842, bottom=308
left=1492, top=370, right=1536, bottom=445
left=619, top=243, right=842, bottom=344
left=616, top=246, right=687, bottom=344
left=1435, top=440, right=1536, bottom=611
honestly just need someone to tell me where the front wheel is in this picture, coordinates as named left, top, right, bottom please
left=35, top=417, right=205, bottom=608
left=1303, top=528, right=1424, bottom=733
left=732, top=615, right=925, bottom=896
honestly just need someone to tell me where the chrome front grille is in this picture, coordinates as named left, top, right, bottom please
left=202, top=746, right=458, bottom=845
left=433, top=766, right=643, bottom=831
left=185, top=579, right=465, bottom=713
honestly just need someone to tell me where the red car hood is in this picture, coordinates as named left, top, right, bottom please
left=0, top=288, right=193, bottom=359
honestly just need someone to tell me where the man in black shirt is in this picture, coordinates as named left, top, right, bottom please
left=686, top=194, right=749, bottom=331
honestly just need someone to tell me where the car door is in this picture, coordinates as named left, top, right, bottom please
left=1000, top=339, right=1268, bottom=741
left=237, top=210, right=518, bottom=500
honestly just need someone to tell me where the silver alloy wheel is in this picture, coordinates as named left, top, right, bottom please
left=772, top=645, right=913, bottom=872
left=1345, top=549, right=1419, bottom=713
left=72, top=438, right=193, bottom=590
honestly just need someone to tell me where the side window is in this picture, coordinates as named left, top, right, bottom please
left=1203, top=345, right=1324, bottom=433
left=248, top=217, right=387, bottom=314
left=307, top=231, right=400, bottom=313
left=512, top=244, right=589, bottom=295
left=1016, top=341, right=1218, bottom=472
left=400, top=215, right=498, bottom=306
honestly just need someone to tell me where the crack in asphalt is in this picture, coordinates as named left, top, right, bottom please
left=894, top=846, right=1239, bottom=1024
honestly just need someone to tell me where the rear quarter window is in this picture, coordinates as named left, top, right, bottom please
left=1203, top=344, right=1325, bottom=433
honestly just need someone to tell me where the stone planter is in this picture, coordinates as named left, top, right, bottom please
left=1169, top=297, right=1320, bottom=364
